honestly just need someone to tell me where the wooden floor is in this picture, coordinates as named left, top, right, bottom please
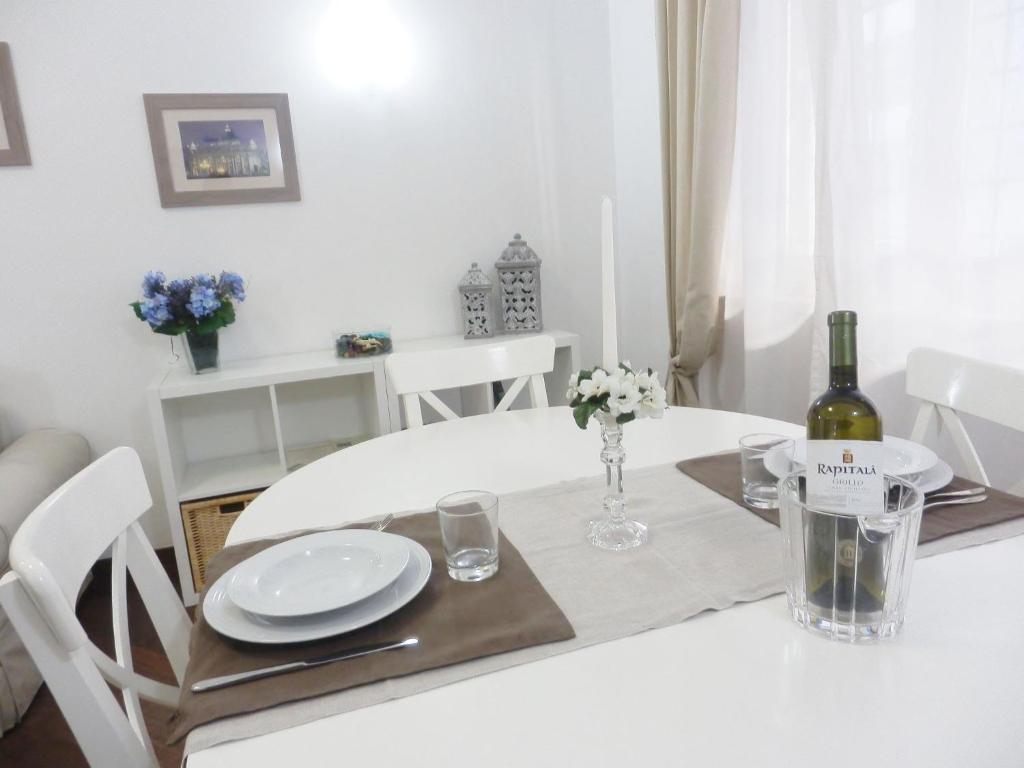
left=0, top=551, right=187, bottom=768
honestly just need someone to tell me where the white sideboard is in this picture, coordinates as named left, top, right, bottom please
left=148, top=330, right=580, bottom=604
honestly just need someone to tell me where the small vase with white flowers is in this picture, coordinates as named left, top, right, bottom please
left=567, top=363, right=668, bottom=550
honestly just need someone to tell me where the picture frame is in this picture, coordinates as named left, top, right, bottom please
left=0, top=42, right=31, bottom=167
left=143, top=93, right=301, bottom=208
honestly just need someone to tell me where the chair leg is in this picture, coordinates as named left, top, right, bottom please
left=938, top=405, right=991, bottom=486
left=528, top=374, right=549, bottom=408
left=908, top=402, right=935, bottom=444
left=495, top=376, right=529, bottom=412
left=402, top=394, right=424, bottom=429
left=0, top=575, right=152, bottom=767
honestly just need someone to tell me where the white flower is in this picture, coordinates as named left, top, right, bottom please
left=566, top=372, right=580, bottom=402
left=635, top=370, right=653, bottom=390
left=638, top=372, right=667, bottom=419
left=605, top=369, right=642, bottom=417
left=577, top=368, right=609, bottom=401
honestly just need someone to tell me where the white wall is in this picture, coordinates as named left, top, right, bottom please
left=0, top=0, right=635, bottom=546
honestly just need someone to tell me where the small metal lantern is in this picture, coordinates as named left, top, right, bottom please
left=495, top=233, right=543, bottom=333
left=459, top=262, right=496, bottom=338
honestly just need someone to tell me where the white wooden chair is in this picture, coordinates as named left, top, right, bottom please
left=0, top=447, right=191, bottom=767
left=906, top=347, right=1024, bottom=493
left=385, top=335, right=556, bottom=428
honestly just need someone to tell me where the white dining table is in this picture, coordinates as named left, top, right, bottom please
left=190, top=406, right=1024, bottom=768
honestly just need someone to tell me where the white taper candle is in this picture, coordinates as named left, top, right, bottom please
left=601, top=196, right=619, bottom=371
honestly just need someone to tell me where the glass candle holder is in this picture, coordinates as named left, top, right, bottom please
left=588, top=412, right=648, bottom=551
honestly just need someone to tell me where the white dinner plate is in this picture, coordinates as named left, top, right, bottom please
left=205, top=538, right=432, bottom=644
left=227, top=529, right=410, bottom=618
left=778, top=436, right=938, bottom=477
left=911, top=459, right=955, bottom=494
left=764, top=446, right=954, bottom=494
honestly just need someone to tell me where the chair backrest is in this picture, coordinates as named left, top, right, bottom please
left=385, top=335, right=556, bottom=428
left=0, top=447, right=191, bottom=767
left=906, top=347, right=1024, bottom=491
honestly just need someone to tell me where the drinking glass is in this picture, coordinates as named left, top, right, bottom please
left=779, top=471, right=923, bottom=643
left=738, top=434, right=795, bottom=509
left=436, top=490, right=500, bottom=582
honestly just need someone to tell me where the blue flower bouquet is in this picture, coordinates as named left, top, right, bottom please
left=131, top=271, right=246, bottom=373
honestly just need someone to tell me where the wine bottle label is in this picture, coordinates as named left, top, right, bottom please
left=805, top=440, right=885, bottom=515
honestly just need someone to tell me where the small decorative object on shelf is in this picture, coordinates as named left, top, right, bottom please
left=131, top=270, right=246, bottom=375
left=458, top=262, right=495, bottom=338
left=333, top=328, right=392, bottom=358
left=495, top=233, right=542, bottom=333
left=567, top=363, right=668, bottom=551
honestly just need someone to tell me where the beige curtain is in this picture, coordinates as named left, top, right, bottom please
left=660, top=0, right=741, bottom=405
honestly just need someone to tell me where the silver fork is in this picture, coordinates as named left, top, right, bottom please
left=923, top=495, right=987, bottom=511
left=373, top=513, right=395, bottom=531
left=927, top=486, right=986, bottom=500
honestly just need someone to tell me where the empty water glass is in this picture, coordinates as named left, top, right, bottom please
left=436, top=490, right=499, bottom=582
left=739, top=434, right=795, bottom=509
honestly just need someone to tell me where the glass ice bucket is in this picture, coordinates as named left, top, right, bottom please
left=779, top=471, right=923, bottom=643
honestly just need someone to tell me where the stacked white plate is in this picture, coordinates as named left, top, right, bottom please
left=763, top=435, right=952, bottom=493
left=203, top=529, right=432, bottom=644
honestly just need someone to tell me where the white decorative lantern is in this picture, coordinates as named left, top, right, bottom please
left=495, top=233, right=543, bottom=333
left=458, top=262, right=496, bottom=338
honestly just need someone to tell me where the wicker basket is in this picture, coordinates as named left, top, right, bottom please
left=180, top=489, right=262, bottom=592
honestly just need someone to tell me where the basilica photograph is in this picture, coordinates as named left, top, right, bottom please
left=178, top=120, right=271, bottom=180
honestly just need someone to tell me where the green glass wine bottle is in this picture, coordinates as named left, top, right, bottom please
left=804, top=310, right=886, bottom=617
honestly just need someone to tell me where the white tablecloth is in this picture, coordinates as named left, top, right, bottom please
left=189, top=408, right=1024, bottom=768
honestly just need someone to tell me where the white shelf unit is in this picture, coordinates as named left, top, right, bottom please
left=149, top=351, right=388, bottom=606
left=148, top=330, right=580, bottom=605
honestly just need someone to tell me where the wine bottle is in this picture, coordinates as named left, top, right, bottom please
left=804, top=310, right=886, bottom=617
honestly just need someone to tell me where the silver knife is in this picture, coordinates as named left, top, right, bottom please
left=927, top=486, right=986, bottom=499
left=191, top=637, right=419, bottom=693
left=923, top=495, right=987, bottom=511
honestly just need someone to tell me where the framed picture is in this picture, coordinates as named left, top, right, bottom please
left=143, top=93, right=301, bottom=208
left=0, top=43, right=31, bottom=167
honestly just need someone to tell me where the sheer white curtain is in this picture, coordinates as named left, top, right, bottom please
left=705, top=0, right=1024, bottom=488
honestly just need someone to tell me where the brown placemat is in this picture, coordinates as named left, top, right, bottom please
left=168, top=512, right=575, bottom=743
left=676, top=452, right=1024, bottom=543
